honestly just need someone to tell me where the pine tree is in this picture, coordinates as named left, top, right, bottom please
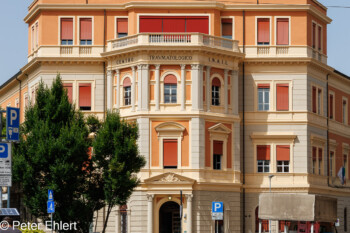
left=13, top=75, right=105, bottom=233
left=92, top=111, right=145, bottom=233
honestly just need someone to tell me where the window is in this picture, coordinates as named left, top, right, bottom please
left=318, top=148, right=323, bottom=175
left=312, top=86, right=322, bottom=114
left=35, top=22, right=39, bottom=48
left=257, top=18, right=270, bottom=45
left=276, top=84, right=289, bottom=111
left=312, top=23, right=316, bottom=49
left=164, top=75, right=177, bottom=104
left=24, top=92, right=28, bottom=108
left=80, top=18, right=92, bottom=45
left=276, top=145, right=290, bottom=173
left=31, top=25, right=35, bottom=50
left=123, top=78, right=131, bottom=106
left=120, top=205, right=127, bottom=233
left=257, top=145, right=270, bottom=173
left=79, top=83, right=91, bottom=110
left=163, top=139, right=178, bottom=169
left=276, top=18, right=289, bottom=45
left=330, top=152, right=334, bottom=177
left=215, top=220, right=224, bottom=233
left=344, top=154, right=348, bottom=180
left=63, top=83, right=73, bottom=103
left=212, top=78, right=221, bottom=106
left=139, top=16, right=209, bottom=34
left=312, top=147, right=317, bottom=174
left=312, top=86, right=317, bottom=113
left=343, top=99, right=348, bottom=124
left=255, top=207, right=269, bottom=233
left=329, top=93, right=334, bottom=119
left=221, top=18, right=232, bottom=39
left=117, top=18, right=128, bottom=38
left=318, top=88, right=322, bottom=115
left=61, top=18, right=73, bottom=45
left=15, top=98, right=19, bottom=108
left=258, top=84, right=270, bottom=111
left=318, top=25, right=322, bottom=51
left=213, top=141, right=223, bottom=170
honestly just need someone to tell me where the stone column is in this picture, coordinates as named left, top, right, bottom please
left=206, top=66, right=211, bottom=111
left=141, top=64, right=149, bottom=111
left=155, top=65, right=160, bottom=111
left=232, top=70, right=239, bottom=115
left=181, top=64, right=186, bottom=111
left=147, top=194, right=154, bottom=233
left=191, top=64, right=203, bottom=111
left=224, top=69, right=229, bottom=114
left=116, top=69, right=120, bottom=109
left=131, top=66, right=136, bottom=111
left=137, top=65, right=142, bottom=111
left=106, top=70, right=114, bottom=111
left=186, top=194, right=193, bottom=233
left=115, top=207, right=120, bottom=233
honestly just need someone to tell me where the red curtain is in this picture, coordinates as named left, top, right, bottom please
left=63, top=83, right=73, bottom=103
left=276, top=145, right=290, bottom=161
left=163, top=139, right=178, bottom=167
left=312, top=23, right=316, bottom=48
left=277, top=18, right=289, bottom=45
left=257, top=145, right=270, bottom=160
left=117, top=18, right=128, bottom=33
left=61, top=18, right=73, bottom=40
left=257, top=18, right=270, bottom=43
left=80, top=18, right=92, bottom=40
left=276, top=84, right=289, bottom=111
left=163, top=17, right=186, bottom=32
left=212, top=77, right=221, bottom=87
left=123, top=78, right=131, bottom=87
left=79, top=83, right=91, bottom=107
left=186, top=16, right=209, bottom=34
left=258, top=84, right=270, bottom=89
left=139, top=16, right=162, bottom=33
left=213, top=141, right=223, bottom=155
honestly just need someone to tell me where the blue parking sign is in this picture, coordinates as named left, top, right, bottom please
left=47, top=201, right=55, bottom=213
left=212, top=202, right=223, bottom=213
left=6, top=107, right=20, bottom=142
left=0, top=143, right=9, bottom=159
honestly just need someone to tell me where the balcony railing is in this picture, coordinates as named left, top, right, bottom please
left=108, top=33, right=240, bottom=53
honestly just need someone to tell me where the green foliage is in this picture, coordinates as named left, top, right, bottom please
left=92, top=111, right=145, bottom=233
left=85, top=114, right=101, bottom=133
left=13, top=75, right=105, bottom=233
left=20, top=225, right=45, bottom=233
left=0, top=107, right=6, bottom=136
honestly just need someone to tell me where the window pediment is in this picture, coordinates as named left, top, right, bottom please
left=208, top=123, right=231, bottom=135
left=155, top=122, right=185, bottom=138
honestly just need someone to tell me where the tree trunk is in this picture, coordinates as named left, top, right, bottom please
left=102, top=204, right=113, bottom=233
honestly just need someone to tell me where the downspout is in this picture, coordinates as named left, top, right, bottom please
left=326, top=74, right=330, bottom=186
left=15, top=75, right=22, bottom=110
left=103, top=9, right=106, bottom=119
left=242, top=10, right=246, bottom=233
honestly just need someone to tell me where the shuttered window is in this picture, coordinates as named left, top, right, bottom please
left=276, top=84, right=289, bottom=111
left=329, top=94, right=334, bottom=119
left=312, top=23, right=316, bottom=49
left=277, top=145, right=290, bottom=173
left=79, top=83, right=91, bottom=110
left=162, top=17, right=186, bottom=32
left=276, top=18, right=289, bottom=45
left=318, top=26, right=322, bottom=51
left=221, top=18, right=233, bottom=39
left=80, top=18, right=92, bottom=45
left=257, top=18, right=270, bottom=45
left=258, top=84, right=270, bottom=111
left=312, top=147, right=317, bottom=174
left=212, top=78, right=221, bottom=106
left=63, top=83, right=73, bottom=103
left=318, top=148, right=323, bottom=175
left=257, top=145, right=270, bottom=173
left=163, top=139, right=178, bottom=168
left=61, top=18, right=73, bottom=45
left=117, top=18, right=128, bottom=38
left=213, top=141, right=223, bottom=170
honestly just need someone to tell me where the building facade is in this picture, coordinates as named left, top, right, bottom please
left=0, top=0, right=349, bottom=232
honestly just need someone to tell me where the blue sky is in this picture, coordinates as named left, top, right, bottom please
left=0, top=0, right=349, bottom=85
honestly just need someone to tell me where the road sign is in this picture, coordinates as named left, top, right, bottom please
left=0, top=143, right=11, bottom=176
left=47, top=201, right=55, bottom=213
left=6, top=107, right=20, bottom=141
left=0, top=176, right=12, bottom=187
left=212, top=202, right=224, bottom=220
left=48, top=190, right=54, bottom=201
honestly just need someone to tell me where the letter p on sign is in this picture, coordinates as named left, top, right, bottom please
left=212, top=202, right=223, bottom=213
left=10, top=110, right=17, bottom=125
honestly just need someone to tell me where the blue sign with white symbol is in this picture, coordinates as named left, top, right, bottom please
left=47, top=201, right=55, bottom=213
left=6, top=107, right=20, bottom=142
left=48, top=190, right=54, bottom=201
left=0, top=143, right=9, bottom=159
left=212, top=202, right=223, bottom=213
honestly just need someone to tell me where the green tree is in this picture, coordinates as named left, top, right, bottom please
left=13, top=75, right=105, bottom=233
left=92, top=111, right=145, bottom=233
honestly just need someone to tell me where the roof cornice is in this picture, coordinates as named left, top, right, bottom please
left=24, top=2, right=331, bottom=24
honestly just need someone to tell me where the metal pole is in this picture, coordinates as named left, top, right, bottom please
left=7, top=187, right=10, bottom=208
left=180, top=190, right=182, bottom=233
left=216, top=220, right=218, bottom=233
left=51, top=213, right=53, bottom=233
left=0, top=187, right=2, bottom=209
left=268, top=175, right=274, bottom=233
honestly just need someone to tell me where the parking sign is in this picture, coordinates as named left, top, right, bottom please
left=6, top=107, right=20, bottom=142
left=212, top=202, right=224, bottom=220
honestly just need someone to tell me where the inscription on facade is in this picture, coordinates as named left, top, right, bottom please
left=208, top=57, right=228, bottom=65
left=115, top=57, right=134, bottom=65
left=149, top=55, right=192, bottom=61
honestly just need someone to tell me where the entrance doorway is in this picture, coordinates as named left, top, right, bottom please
left=159, top=201, right=181, bottom=233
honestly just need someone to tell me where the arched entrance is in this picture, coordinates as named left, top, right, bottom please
left=159, top=201, right=181, bottom=233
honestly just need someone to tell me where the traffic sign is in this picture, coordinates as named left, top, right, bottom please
left=48, top=190, right=54, bottom=201
left=6, top=107, right=20, bottom=141
left=212, top=202, right=224, bottom=220
left=47, top=201, right=55, bottom=213
left=0, top=143, right=11, bottom=176
left=0, top=176, right=12, bottom=187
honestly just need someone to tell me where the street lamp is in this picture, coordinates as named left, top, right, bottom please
left=268, top=175, right=274, bottom=233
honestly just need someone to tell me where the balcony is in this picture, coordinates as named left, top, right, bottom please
left=106, top=33, right=240, bottom=54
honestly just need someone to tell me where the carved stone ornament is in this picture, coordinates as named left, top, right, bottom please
left=159, top=173, right=181, bottom=182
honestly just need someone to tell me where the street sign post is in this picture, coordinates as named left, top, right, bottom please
left=47, top=190, right=54, bottom=233
left=0, top=143, right=11, bottom=176
left=0, top=177, right=12, bottom=187
left=6, top=107, right=20, bottom=142
left=212, top=201, right=224, bottom=233
left=48, top=190, right=54, bottom=201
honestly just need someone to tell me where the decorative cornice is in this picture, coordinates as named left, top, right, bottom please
left=250, top=132, right=297, bottom=141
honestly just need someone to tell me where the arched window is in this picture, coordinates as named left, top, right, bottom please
left=123, top=78, right=131, bottom=106
left=164, top=74, right=177, bottom=103
left=120, top=205, right=128, bottom=233
left=255, top=206, right=269, bottom=233
left=212, top=77, right=221, bottom=106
